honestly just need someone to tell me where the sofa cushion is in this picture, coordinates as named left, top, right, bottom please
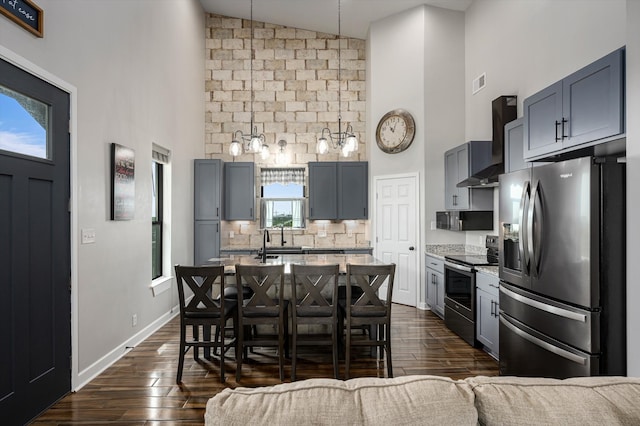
left=205, top=375, right=477, bottom=425
left=466, top=376, right=640, bottom=425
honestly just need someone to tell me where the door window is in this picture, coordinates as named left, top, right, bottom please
left=0, top=85, right=49, bottom=159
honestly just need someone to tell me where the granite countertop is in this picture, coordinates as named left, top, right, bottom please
left=424, top=244, right=499, bottom=278
left=207, top=253, right=382, bottom=275
left=476, top=265, right=499, bottom=277
left=424, top=244, right=487, bottom=259
left=220, top=246, right=372, bottom=253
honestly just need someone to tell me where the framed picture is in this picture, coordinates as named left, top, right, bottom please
left=111, top=143, right=135, bottom=220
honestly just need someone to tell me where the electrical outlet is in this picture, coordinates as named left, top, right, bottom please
left=318, top=229, right=327, bottom=238
left=347, top=229, right=353, bottom=237
left=81, top=228, right=96, bottom=244
left=132, top=314, right=137, bottom=327
left=229, top=231, right=234, bottom=238
left=430, top=221, right=436, bottom=231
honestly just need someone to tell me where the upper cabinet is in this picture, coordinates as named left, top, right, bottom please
left=444, top=141, right=493, bottom=211
left=524, top=47, right=624, bottom=161
left=194, top=159, right=222, bottom=221
left=224, top=162, right=255, bottom=221
left=309, top=161, right=368, bottom=220
left=504, top=117, right=527, bottom=173
left=337, top=162, right=368, bottom=220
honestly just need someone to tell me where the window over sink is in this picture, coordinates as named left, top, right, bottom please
left=260, top=167, right=306, bottom=229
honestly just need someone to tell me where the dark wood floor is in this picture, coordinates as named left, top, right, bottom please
left=32, top=304, right=498, bottom=425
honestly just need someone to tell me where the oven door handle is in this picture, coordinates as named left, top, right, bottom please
left=445, top=261, right=474, bottom=273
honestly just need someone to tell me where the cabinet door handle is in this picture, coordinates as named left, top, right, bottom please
left=216, top=207, right=219, bottom=217
left=250, top=208, right=253, bottom=217
left=555, top=120, right=561, bottom=142
left=561, top=118, right=568, bottom=140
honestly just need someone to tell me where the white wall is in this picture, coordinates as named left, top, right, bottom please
left=0, top=0, right=205, bottom=388
left=368, top=6, right=465, bottom=307
left=368, top=5, right=466, bottom=251
left=625, top=0, right=640, bottom=376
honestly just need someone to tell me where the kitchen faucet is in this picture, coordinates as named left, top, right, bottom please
left=261, top=229, right=270, bottom=263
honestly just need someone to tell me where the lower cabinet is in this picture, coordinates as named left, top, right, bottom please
left=194, top=220, right=220, bottom=266
left=476, top=271, right=499, bottom=359
left=425, top=254, right=445, bottom=319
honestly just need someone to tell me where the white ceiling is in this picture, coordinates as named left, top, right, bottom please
left=198, top=0, right=473, bottom=39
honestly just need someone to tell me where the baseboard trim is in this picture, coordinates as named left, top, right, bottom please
left=74, top=309, right=178, bottom=391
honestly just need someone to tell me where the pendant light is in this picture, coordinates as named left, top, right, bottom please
left=316, top=0, right=358, bottom=157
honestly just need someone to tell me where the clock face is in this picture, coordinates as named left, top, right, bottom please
left=375, top=109, right=415, bottom=154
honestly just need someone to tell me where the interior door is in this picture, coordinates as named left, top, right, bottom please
left=375, top=174, right=418, bottom=306
left=0, top=58, right=71, bottom=424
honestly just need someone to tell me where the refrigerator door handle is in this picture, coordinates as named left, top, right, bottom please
left=500, top=315, right=588, bottom=365
left=519, top=181, right=531, bottom=273
left=527, top=181, right=541, bottom=277
left=500, top=285, right=587, bottom=322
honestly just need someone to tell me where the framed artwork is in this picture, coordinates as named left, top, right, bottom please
left=111, top=143, right=135, bottom=220
left=0, top=0, right=44, bottom=38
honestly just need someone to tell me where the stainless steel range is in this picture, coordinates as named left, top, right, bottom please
left=444, top=236, right=498, bottom=346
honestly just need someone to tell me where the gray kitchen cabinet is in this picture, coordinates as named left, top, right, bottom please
left=504, top=117, right=527, bottom=173
left=338, top=161, right=368, bottom=219
left=309, top=161, right=368, bottom=220
left=524, top=47, right=624, bottom=161
left=194, top=159, right=222, bottom=220
left=425, top=254, right=445, bottom=319
left=194, top=159, right=222, bottom=265
left=224, top=162, right=255, bottom=220
left=308, top=162, right=337, bottom=220
left=476, top=270, right=499, bottom=359
left=194, top=220, right=220, bottom=265
left=444, top=141, right=493, bottom=211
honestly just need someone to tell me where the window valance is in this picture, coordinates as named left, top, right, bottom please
left=260, top=168, right=305, bottom=185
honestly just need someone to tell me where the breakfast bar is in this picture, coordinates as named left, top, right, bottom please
left=207, top=253, right=384, bottom=275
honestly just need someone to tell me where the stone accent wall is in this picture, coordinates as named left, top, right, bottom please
left=204, top=13, right=369, bottom=250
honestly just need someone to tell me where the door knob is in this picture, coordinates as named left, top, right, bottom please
left=409, top=246, right=415, bottom=251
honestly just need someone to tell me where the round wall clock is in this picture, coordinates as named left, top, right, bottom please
left=375, top=109, right=416, bottom=154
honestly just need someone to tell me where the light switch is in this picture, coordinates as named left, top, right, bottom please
left=430, top=221, right=436, bottom=231
left=81, top=228, right=96, bottom=244
left=229, top=231, right=235, bottom=239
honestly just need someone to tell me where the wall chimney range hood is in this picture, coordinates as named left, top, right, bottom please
left=457, top=95, right=517, bottom=187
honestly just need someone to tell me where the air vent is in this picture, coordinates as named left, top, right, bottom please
left=472, top=72, right=486, bottom=94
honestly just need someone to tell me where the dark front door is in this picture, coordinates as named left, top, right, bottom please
left=0, top=57, right=71, bottom=424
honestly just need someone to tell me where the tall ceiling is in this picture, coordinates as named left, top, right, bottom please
left=198, top=0, right=473, bottom=39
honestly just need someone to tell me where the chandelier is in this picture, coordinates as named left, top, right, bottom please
left=230, top=0, right=268, bottom=158
left=316, top=0, right=358, bottom=157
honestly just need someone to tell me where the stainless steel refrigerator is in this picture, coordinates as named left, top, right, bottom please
left=498, top=156, right=626, bottom=378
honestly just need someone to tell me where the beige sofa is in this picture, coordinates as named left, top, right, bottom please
left=205, top=375, right=640, bottom=425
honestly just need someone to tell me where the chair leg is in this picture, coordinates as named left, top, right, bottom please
left=192, top=325, right=199, bottom=360
left=345, top=318, right=351, bottom=380
left=236, top=321, right=243, bottom=382
left=284, top=305, right=290, bottom=359
left=332, top=322, right=339, bottom=379
left=220, top=337, right=224, bottom=383
left=291, top=317, right=297, bottom=381
left=385, top=323, right=393, bottom=378
left=177, top=326, right=186, bottom=384
left=278, top=314, right=285, bottom=382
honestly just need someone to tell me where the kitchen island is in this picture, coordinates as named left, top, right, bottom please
left=207, top=253, right=383, bottom=275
